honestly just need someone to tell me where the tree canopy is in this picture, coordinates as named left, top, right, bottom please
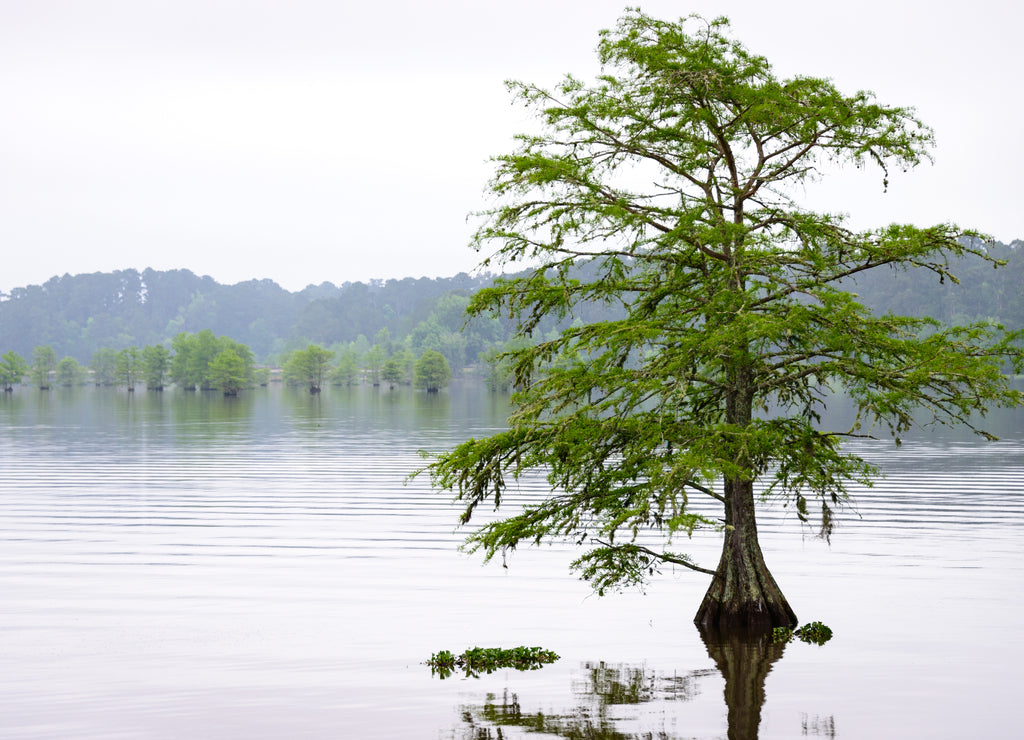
left=285, top=344, right=335, bottom=393
left=208, top=349, right=248, bottom=396
left=0, top=351, right=28, bottom=392
left=415, top=350, right=453, bottom=393
left=29, top=345, right=57, bottom=390
left=424, top=10, right=1024, bottom=633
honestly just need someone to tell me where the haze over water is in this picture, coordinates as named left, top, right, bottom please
left=1, top=383, right=1021, bottom=738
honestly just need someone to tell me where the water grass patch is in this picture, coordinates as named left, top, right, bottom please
left=427, top=646, right=560, bottom=678
left=773, top=621, right=834, bottom=646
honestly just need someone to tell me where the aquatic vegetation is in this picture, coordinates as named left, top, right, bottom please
left=427, top=646, right=560, bottom=678
left=773, top=621, right=834, bottom=646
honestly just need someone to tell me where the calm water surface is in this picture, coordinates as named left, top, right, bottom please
left=1, top=384, right=1022, bottom=739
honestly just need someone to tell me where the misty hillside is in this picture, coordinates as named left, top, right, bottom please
left=1, top=239, right=1020, bottom=365
left=840, top=239, right=1024, bottom=327
left=0, top=268, right=495, bottom=362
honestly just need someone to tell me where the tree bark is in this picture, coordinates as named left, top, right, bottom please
left=694, top=478, right=798, bottom=633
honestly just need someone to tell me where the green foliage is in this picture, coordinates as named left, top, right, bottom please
left=115, top=347, right=140, bottom=389
left=252, top=366, right=271, bottom=386
left=481, top=335, right=533, bottom=392
left=89, top=348, right=119, bottom=386
left=169, top=331, right=204, bottom=389
left=773, top=621, right=834, bottom=646
left=771, top=627, right=791, bottom=644
left=426, top=646, right=560, bottom=679
left=795, top=621, right=834, bottom=645
left=0, top=268, right=309, bottom=361
left=30, top=345, right=57, bottom=389
left=414, top=349, right=452, bottom=392
left=331, top=349, right=361, bottom=386
left=363, top=344, right=386, bottom=386
left=191, top=330, right=223, bottom=390
left=427, top=649, right=456, bottom=672
left=140, top=344, right=171, bottom=390
left=1, top=251, right=1019, bottom=372
left=170, top=331, right=254, bottom=391
left=284, top=344, right=334, bottom=393
left=56, top=356, right=87, bottom=387
left=372, top=327, right=393, bottom=356
left=208, top=349, right=247, bottom=395
left=407, top=291, right=506, bottom=376
left=842, top=238, right=1024, bottom=329
left=0, top=351, right=29, bottom=391
left=396, top=348, right=417, bottom=385
left=424, top=9, right=1024, bottom=626
left=381, top=356, right=403, bottom=388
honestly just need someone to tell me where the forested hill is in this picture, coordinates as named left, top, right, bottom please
left=841, top=239, right=1024, bottom=327
left=1, top=239, right=1020, bottom=364
left=0, top=268, right=495, bottom=362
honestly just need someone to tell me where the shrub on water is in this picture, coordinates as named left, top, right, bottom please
left=426, top=646, right=560, bottom=678
left=773, top=621, right=834, bottom=646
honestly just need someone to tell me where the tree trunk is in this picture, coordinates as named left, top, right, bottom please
left=694, top=478, right=797, bottom=633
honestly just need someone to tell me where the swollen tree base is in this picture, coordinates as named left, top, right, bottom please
left=694, top=479, right=798, bottom=633
left=694, top=548, right=798, bottom=633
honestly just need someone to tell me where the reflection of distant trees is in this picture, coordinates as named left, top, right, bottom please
left=801, top=713, right=837, bottom=738
left=575, top=661, right=713, bottom=706
left=456, top=662, right=717, bottom=740
left=454, top=629, right=837, bottom=739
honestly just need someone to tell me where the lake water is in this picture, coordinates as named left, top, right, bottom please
left=1, top=383, right=1022, bottom=739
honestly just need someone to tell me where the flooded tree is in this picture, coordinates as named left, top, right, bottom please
left=56, top=356, right=87, bottom=387
left=141, top=344, right=171, bottom=391
left=115, top=347, right=140, bottom=391
left=30, top=345, right=57, bottom=390
left=208, top=348, right=247, bottom=396
left=381, top=356, right=403, bottom=389
left=425, top=10, right=1024, bottom=633
left=170, top=331, right=255, bottom=392
left=0, top=351, right=28, bottom=392
left=414, top=350, right=452, bottom=393
left=89, top=348, right=119, bottom=387
left=285, top=344, right=334, bottom=394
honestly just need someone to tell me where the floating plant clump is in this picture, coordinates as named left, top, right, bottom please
left=426, top=646, right=560, bottom=678
left=773, top=621, right=834, bottom=646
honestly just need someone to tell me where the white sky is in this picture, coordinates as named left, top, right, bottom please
left=2, top=1, right=1021, bottom=294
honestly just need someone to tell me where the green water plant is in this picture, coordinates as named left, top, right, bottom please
left=773, top=621, right=834, bottom=646
left=427, top=646, right=560, bottom=678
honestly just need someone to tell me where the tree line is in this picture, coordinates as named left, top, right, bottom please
left=1, top=330, right=453, bottom=395
left=0, top=268, right=499, bottom=364
left=2, top=246, right=1019, bottom=383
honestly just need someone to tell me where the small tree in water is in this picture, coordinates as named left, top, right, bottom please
left=285, top=344, right=334, bottom=394
left=424, top=10, right=1024, bottom=633
left=209, top=349, right=247, bottom=396
left=415, top=350, right=452, bottom=393
left=0, top=351, right=28, bottom=392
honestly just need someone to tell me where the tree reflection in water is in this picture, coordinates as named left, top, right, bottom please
left=454, top=628, right=837, bottom=739
left=457, top=661, right=714, bottom=740
left=698, top=625, right=785, bottom=740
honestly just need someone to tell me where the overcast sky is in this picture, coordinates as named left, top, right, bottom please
left=2, top=1, right=1021, bottom=294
